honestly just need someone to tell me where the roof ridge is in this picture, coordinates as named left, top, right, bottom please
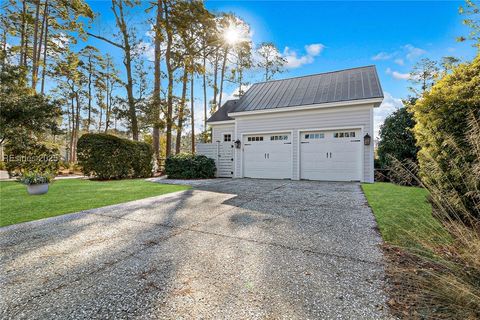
left=251, top=65, right=377, bottom=85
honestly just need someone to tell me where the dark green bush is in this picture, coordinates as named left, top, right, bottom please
left=3, top=138, right=60, bottom=176
left=77, top=133, right=153, bottom=180
left=165, top=153, right=216, bottom=179
left=377, top=106, right=418, bottom=169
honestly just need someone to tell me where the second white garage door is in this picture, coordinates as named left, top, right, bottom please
left=243, top=133, right=292, bottom=179
left=300, top=129, right=362, bottom=181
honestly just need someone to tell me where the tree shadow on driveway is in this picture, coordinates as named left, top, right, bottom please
left=0, top=179, right=389, bottom=319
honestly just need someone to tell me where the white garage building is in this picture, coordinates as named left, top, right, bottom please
left=200, top=66, right=383, bottom=183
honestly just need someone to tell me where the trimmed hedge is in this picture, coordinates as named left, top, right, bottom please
left=77, top=133, right=153, bottom=180
left=165, top=153, right=216, bottom=179
left=4, top=138, right=60, bottom=176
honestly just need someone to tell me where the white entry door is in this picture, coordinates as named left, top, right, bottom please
left=243, top=133, right=292, bottom=179
left=300, top=129, right=362, bottom=181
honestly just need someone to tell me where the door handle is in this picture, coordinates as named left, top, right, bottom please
left=330, top=152, right=332, bottom=158
left=268, top=153, right=270, bottom=159
left=326, top=152, right=328, bottom=158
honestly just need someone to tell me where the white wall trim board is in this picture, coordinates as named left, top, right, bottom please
left=228, top=98, right=382, bottom=118
left=228, top=104, right=373, bottom=122
left=208, top=120, right=235, bottom=125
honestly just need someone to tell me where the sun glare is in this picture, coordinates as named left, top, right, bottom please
left=223, top=26, right=240, bottom=45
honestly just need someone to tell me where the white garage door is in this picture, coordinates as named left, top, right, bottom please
left=243, top=133, right=292, bottom=179
left=300, top=129, right=362, bottom=181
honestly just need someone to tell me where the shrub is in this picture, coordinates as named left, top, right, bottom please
left=131, top=141, right=154, bottom=178
left=3, top=138, right=60, bottom=176
left=410, top=55, right=480, bottom=222
left=19, top=171, right=54, bottom=185
left=165, top=153, right=216, bottom=179
left=378, top=105, right=419, bottom=169
left=384, top=121, right=480, bottom=318
left=77, top=133, right=153, bottom=180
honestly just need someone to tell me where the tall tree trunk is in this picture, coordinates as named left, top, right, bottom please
left=86, top=55, right=92, bottom=132
left=69, top=92, right=75, bottom=163
left=203, top=51, right=207, bottom=142
left=112, top=0, right=138, bottom=140
left=1, top=27, right=6, bottom=68
left=191, top=71, right=195, bottom=153
left=125, top=57, right=138, bottom=140
left=40, top=12, right=48, bottom=94
left=212, top=48, right=219, bottom=112
left=24, top=36, right=29, bottom=67
left=19, top=0, right=26, bottom=67
left=218, top=46, right=228, bottom=110
left=31, top=0, right=41, bottom=89
left=238, top=63, right=244, bottom=96
left=98, top=99, right=103, bottom=131
left=105, top=71, right=110, bottom=132
left=36, top=0, right=47, bottom=72
left=164, top=0, right=173, bottom=156
left=175, top=68, right=188, bottom=154
left=152, top=0, right=163, bottom=161
left=73, top=92, right=81, bottom=162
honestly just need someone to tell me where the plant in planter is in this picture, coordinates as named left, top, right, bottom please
left=19, top=171, right=54, bottom=195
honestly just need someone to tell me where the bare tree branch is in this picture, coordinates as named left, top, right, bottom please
left=87, top=32, right=124, bottom=50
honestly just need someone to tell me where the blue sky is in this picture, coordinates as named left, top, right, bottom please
left=84, top=1, right=477, bottom=137
left=205, top=1, right=477, bottom=137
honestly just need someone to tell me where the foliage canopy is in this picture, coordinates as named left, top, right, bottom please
left=411, top=54, right=480, bottom=222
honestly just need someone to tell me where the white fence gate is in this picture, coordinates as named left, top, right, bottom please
left=196, top=142, right=234, bottom=178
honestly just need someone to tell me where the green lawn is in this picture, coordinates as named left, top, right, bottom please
left=362, top=182, right=448, bottom=248
left=0, top=179, right=190, bottom=227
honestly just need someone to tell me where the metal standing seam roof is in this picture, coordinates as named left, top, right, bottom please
left=207, top=65, right=383, bottom=122
left=206, top=99, right=238, bottom=122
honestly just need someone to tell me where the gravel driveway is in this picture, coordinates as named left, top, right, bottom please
left=0, top=179, right=389, bottom=319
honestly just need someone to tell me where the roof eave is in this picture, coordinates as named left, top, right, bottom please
left=206, top=120, right=236, bottom=125
left=229, top=97, right=384, bottom=118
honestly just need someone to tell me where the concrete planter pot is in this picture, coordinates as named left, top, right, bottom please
left=26, top=183, right=49, bottom=195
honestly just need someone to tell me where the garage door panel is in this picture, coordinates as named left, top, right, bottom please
left=243, top=133, right=292, bottom=179
left=300, top=130, right=362, bottom=182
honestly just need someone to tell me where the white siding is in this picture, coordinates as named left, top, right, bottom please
left=211, top=124, right=234, bottom=143
left=233, top=104, right=375, bottom=182
left=196, top=142, right=234, bottom=177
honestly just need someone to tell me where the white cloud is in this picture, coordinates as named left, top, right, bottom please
left=404, top=44, right=426, bottom=60
left=371, top=51, right=395, bottom=61
left=52, top=33, right=69, bottom=50
left=305, top=43, right=324, bottom=56
left=374, top=92, right=404, bottom=139
left=371, top=44, right=426, bottom=65
left=135, top=41, right=155, bottom=61
left=224, top=84, right=252, bottom=101
left=386, top=67, right=410, bottom=80
left=283, top=43, right=325, bottom=69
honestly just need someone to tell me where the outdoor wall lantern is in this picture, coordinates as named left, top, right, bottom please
left=364, top=133, right=371, bottom=146
left=234, top=139, right=241, bottom=149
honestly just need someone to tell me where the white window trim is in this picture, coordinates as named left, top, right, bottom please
left=223, top=133, right=232, bottom=142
